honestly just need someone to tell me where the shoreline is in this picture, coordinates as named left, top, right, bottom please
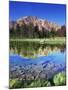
left=10, top=37, right=66, bottom=45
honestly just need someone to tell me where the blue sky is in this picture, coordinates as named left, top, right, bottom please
left=9, top=1, right=66, bottom=25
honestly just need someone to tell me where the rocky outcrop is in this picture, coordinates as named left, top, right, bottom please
left=9, top=16, right=66, bottom=38
left=10, top=16, right=61, bottom=31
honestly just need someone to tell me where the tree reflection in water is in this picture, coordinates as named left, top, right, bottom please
left=10, top=41, right=65, bottom=58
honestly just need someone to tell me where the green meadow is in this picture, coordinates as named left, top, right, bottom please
left=10, top=37, right=65, bottom=45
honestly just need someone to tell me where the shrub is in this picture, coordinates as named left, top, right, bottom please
left=53, top=72, right=66, bottom=86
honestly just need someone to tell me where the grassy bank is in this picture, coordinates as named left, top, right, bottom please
left=10, top=37, right=66, bottom=45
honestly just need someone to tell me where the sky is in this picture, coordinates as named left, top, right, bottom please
left=9, top=1, right=66, bottom=25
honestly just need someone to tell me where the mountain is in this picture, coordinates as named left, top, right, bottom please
left=9, top=16, right=66, bottom=38
left=10, top=16, right=61, bottom=31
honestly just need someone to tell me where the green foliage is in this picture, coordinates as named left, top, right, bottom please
left=9, top=79, right=51, bottom=89
left=53, top=72, right=66, bottom=86
left=50, top=28, right=56, bottom=37
left=9, top=72, right=66, bottom=88
left=9, top=79, right=23, bottom=88
left=10, top=24, right=66, bottom=39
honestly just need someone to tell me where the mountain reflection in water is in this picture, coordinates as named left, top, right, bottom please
left=10, top=41, right=66, bottom=58
left=9, top=41, right=66, bottom=80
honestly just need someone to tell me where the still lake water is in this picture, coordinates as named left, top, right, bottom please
left=9, top=41, right=66, bottom=79
left=10, top=41, right=66, bottom=58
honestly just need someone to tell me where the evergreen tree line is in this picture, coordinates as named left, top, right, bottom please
left=10, top=23, right=66, bottom=39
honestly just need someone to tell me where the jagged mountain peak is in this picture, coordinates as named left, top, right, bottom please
left=10, top=16, right=62, bottom=31
left=17, top=16, right=39, bottom=23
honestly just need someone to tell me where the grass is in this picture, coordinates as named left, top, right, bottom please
left=9, top=72, right=66, bottom=89
left=9, top=79, right=51, bottom=88
left=10, top=37, right=66, bottom=45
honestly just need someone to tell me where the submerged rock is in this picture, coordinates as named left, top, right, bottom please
left=9, top=52, right=66, bottom=80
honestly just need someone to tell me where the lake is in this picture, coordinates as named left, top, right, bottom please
left=10, top=41, right=66, bottom=58
left=9, top=41, right=66, bottom=87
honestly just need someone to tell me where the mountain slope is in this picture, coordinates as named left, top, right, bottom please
left=9, top=16, right=66, bottom=38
